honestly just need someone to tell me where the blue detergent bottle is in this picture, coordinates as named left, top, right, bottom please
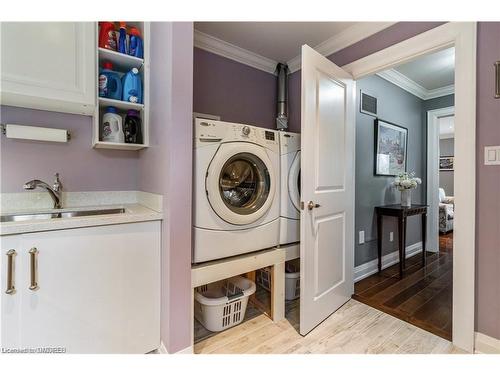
left=122, top=68, right=142, bottom=104
left=99, top=62, right=122, bottom=100
left=118, top=22, right=128, bottom=54
left=128, top=26, right=143, bottom=59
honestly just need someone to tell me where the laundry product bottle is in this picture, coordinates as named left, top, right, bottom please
left=128, top=26, right=143, bottom=58
left=124, top=110, right=143, bottom=144
left=102, top=107, right=125, bottom=143
left=118, top=22, right=128, bottom=54
left=121, top=68, right=142, bottom=104
left=99, top=62, right=122, bottom=100
left=98, top=22, right=117, bottom=51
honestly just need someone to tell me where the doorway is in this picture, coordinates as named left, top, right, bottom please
left=344, top=23, right=475, bottom=351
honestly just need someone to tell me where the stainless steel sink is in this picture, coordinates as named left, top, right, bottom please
left=0, top=208, right=126, bottom=223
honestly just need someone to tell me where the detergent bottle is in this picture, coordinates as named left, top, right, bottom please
left=102, top=107, right=125, bottom=143
left=128, top=27, right=143, bottom=59
left=98, top=22, right=117, bottom=51
left=122, top=68, right=142, bottom=104
left=118, top=22, right=128, bottom=54
left=99, top=62, right=122, bottom=100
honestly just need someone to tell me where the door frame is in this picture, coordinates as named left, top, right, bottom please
left=343, top=22, right=476, bottom=352
left=427, top=106, right=455, bottom=254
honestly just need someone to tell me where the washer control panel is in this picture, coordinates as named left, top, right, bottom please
left=195, top=119, right=279, bottom=151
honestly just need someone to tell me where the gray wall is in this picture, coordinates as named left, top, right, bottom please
left=439, top=138, right=454, bottom=195
left=355, top=75, right=425, bottom=266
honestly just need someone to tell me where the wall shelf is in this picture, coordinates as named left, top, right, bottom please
left=93, top=141, right=148, bottom=150
left=93, top=22, right=150, bottom=151
left=98, top=47, right=144, bottom=71
left=98, top=97, right=145, bottom=111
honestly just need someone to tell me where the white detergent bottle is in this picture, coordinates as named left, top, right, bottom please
left=102, top=106, right=125, bottom=143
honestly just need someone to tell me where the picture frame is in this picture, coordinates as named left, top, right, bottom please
left=439, top=156, right=454, bottom=171
left=374, top=119, right=408, bottom=176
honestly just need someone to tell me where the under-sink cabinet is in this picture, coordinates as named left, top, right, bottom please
left=0, top=221, right=160, bottom=353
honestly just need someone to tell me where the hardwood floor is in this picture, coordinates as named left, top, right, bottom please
left=353, top=233, right=453, bottom=341
left=194, top=299, right=464, bottom=354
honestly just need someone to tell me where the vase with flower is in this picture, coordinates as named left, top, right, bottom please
left=393, top=172, right=422, bottom=207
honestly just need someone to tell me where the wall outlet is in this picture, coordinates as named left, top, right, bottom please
left=359, top=231, right=365, bottom=244
left=390, top=232, right=394, bottom=242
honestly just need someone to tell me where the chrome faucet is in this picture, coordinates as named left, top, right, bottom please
left=24, top=173, right=63, bottom=209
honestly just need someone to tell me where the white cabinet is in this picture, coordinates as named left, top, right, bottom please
left=0, top=22, right=96, bottom=115
left=0, top=221, right=160, bottom=353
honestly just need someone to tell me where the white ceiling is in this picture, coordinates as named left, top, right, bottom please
left=394, top=47, right=455, bottom=90
left=195, top=22, right=357, bottom=63
left=439, top=116, right=455, bottom=138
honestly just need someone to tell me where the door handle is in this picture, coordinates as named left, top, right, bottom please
left=307, top=201, right=321, bottom=210
left=29, top=247, right=39, bottom=291
left=5, top=249, right=16, bottom=295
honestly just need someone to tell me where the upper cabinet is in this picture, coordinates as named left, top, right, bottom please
left=0, top=22, right=95, bottom=115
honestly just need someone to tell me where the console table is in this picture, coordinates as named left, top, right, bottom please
left=375, top=204, right=428, bottom=278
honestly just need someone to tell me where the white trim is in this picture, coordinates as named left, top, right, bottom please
left=157, top=341, right=168, bottom=354
left=194, top=23, right=395, bottom=75
left=427, top=106, right=455, bottom=256
left=354, top=242, right=423, bottom=282
left=427, top=84, right=455, bottom=99
left=194, top=30, right=277, bottom=74
left=377, top=69, right=454, bottom=100
left=343, top=22, right=476, bottom=353
left=474, top=332, right=500, bottom=354
left=287, top=22, right=396, bottom=73
left=174, top=346, right=194, bottom=354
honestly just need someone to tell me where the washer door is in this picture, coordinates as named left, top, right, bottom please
left=206, top=142, right=276, bottom=225
left=288, top=150, right=301, bottom=212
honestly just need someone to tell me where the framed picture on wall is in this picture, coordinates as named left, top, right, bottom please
left=374, top=119, right=408, bottom=176
left=439, top=156, right=454, bottom=171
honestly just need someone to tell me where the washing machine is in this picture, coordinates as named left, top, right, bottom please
left=193, top=119, right=280, bottom=263
left=279, top=131, right=301, bottom=245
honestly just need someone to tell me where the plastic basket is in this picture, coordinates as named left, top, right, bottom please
left=256, top=261, right=300, bottom=301
left=284, top=260, right=300, bottom=301
left=194, top=276, right=256, bottom=332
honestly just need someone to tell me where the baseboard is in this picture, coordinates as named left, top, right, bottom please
left=354, top=242, right=423, bottom=282
left=154, top=341, right=193, bottom=354
left=475, top=332, right=500, bottom=354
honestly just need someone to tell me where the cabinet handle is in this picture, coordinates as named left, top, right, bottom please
left=29, top=247, right=39, bottom=291
left=5, top=249, right=16, bottom=295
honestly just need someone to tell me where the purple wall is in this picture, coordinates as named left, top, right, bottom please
left=0, top=106, right=139, bottom=193
left=475, top=22, right=500, bottom=340
left=193, top=47, right=276, bottom=129
left=139, top=22, right=194, bottom=353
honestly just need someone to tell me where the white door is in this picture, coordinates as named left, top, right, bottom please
left=18, top=222, right=160, bottom=353
left=1, top=235, right=24, bottom=350
left=300, top=45, right=355, bottom=335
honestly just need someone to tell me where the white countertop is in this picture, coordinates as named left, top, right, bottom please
left=0, top=204, right=163, bottom=236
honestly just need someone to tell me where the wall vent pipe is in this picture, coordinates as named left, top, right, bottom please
left=275, top=63, right=289, bottom=130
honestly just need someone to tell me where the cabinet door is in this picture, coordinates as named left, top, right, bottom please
left=18, top=222, right=160, bottom=353
left=0, top=22, right=95, bottom=115
left=0, top=235, right=24, bottom=351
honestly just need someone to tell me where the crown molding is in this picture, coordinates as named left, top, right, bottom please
left=287, top=22, right=397, bottom=73
left=377, top=68, right=454, bottom=100
left=194, top=30, right=278, bottom=75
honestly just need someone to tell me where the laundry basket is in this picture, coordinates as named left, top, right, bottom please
left=284, top=260, right=300, bottom=301
left=194, top=276, right=256, bottom=332
left=256, top=261, right=301, bottom=301
left=256, top=267, right=272, bottom=292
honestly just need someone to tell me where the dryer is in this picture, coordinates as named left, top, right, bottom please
left=279, top=131, right=301, bottom=245
left=193, top=119, right=280, bottom=263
